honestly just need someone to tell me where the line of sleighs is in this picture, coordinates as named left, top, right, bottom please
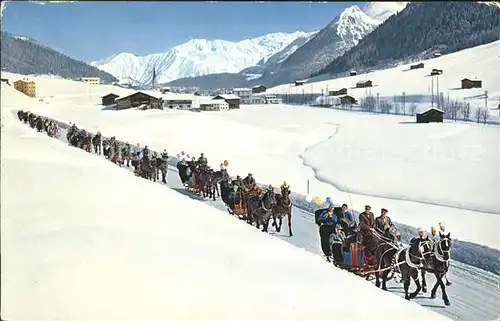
left=16, top=110, right=453, bottom=306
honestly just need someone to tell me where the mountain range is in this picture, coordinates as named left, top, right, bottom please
left=90, top=31, right=316, bottom=85
left=91, top=2, right=408, bottom=87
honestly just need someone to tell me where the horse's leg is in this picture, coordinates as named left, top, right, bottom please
left=375, top=272, right=381, bottom=288
left=421, top=270, right=427, bottom=293
left=409, top=269, right=422, bottom=299
left=403, top=275, right=411, bottom=300
left=212, top=186, right=216, bottom=201
left=287, top=209, right=293, bottom=237
left=381, top=269, right=391, bottom=291
left=439, top=273, right=451, bottom=306
left=430, top=275, right=441, bottom=299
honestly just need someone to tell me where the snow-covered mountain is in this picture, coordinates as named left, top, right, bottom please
left=168, top=2, right=407, bottom=89
left=362, top=2, right=408, bottom=22
left=90, top=31, right=314, bottom=85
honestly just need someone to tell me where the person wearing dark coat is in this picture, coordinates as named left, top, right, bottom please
left=176, top=158, right=189, bottom=184
left=242, top=173, right=256, bottom=191
left=359, top=205, right=376, bottom=255
left=227, top=185, right=241, bottom=212
left=375, top=208, right=394, bottom=235
left=316, top=205, right=339, bottom=260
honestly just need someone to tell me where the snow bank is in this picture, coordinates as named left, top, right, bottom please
left=1, top=85, right=450, bottom=320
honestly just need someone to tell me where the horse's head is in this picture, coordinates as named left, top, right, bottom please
left=263, top=188, right=277, bottom=207
left=436, top=232, right=452, bottom=261
left=281, top=185, right=291, bottom=198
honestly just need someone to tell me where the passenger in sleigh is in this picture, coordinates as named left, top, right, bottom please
left=330, top=224, right=347, bottom=264
left=227, top=185, right=242, bottom=212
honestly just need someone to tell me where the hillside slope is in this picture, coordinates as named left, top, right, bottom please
left=316, top=2, right=500, bottom=77
left=0, top=32, right=117, bottom=83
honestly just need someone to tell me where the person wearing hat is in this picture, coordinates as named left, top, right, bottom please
left=242, top=173, right=256, bottom=192
left=316, top=204, right=340, bottom=261
left=359, top=205, right=376, bottom=253
left=338, top=204, right=355, bottom=235
left=197, top=153, right=208, bottom=166
left=375, top=208, right=394, bottom=236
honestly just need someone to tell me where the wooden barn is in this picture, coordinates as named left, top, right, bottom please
left=213, top=94, right=241, bottom=109
left=350, top=71, right=357, bottom=76
left=339, top=95, right=357, bottom=105
left=295, top=80, right=306, bottom=86
left=13, top=79, right=36, bottom=98
left=1, top=78, right=10, bottom=85
left=416, top=107, right=444, bottom=123
left=252, top=85, right=267, bottom=94
left=410, top=63, right=424, bottom=70
left=430, top=69, right=443, bottom=76
left=461, top=78, right=482, bottom=89
left=115, top=91, right=163, bottom=110
left=102, top=93, right=119, bottom=106
left=356, top=80, right=372, bottom=88
left=328, top=88, right=347, bottom=96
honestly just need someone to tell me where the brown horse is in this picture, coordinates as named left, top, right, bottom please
left=271, top=185, right=293, bottom=236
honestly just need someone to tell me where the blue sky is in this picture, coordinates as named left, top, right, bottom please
left=3, top=1, right=363, bottom=63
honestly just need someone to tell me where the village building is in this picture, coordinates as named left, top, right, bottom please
left=199, top=100, right=230, bottom=111
left=1, top=78, right=10, bottom=85
left=252, top=85, right=267, bottom=94
left=102, top=93, right=120, bottom=106
left=430, top=69, right=443, bottom=76
left=339, top=95, right=358, bottom=105
left=328, top=88, right=348, bottom=96
left=213, top=94, right=241, bottom=109
left=114, top=91, right=163, bottom=110
left=13, top=79, right=36, bottom=98
left=461, top=78, right=482, bottom=89
left=356, top=80, right=372, bottom=88
left=416, top=107, right=444, bottom=123
left=232, top=88, right=252, bottom=104
left=295, top=80, right=306, bottom=86
left=160, top=87, right=171, bottom=94
left=350, top=71, right=357, bottom=76
left=80, top=77, right=100, bottom=85
left=248, top=94, right=266, bottom=104
left=410, top=62, right=424, bottom=70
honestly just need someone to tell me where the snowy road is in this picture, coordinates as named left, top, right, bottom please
left=57, top=126, right=500, bottom=321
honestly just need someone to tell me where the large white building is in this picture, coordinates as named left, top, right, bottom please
left=161, top=93, right=200, bottom=110
left=199, top=100, right=229, bottom=111
left=80, top=77, right=100, bottom=85
left=232, top=88, right=252, bottom=104
left=249, top=93, right=282, bottom=104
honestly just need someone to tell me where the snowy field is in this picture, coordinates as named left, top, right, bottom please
left=1, top=83, right=455, bottom=321
left=268, top=41, right=500, bottom=117
left=3, top=67, right=499, bottom=250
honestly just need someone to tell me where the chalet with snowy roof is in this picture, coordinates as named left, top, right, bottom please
left=430, top=69, right=443, bottom=76
left=356, top=80, right=372, bottom=88
left=416, top=107, right=444, bottom=123
left=461, top=78, right=482, bottom=89
left=328, top=88, right=348, bottom=96
left=295, top=80, right=306, bottom=86
left=213, top=94, right=241, bottom=109
left=339, top=95, right=357, bottom=105
left=350, top=71, right=357, bottom=76
left=410, top=62, right=424, bottom=70
left=102, top=93, right=119, bottom=106
left=114, top=91, right=163, bottom=110
left=252, top=85, right=267, bottom=94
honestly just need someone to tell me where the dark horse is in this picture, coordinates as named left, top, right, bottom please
left=373, top=227, right=400, bottom=290
left=271, top=185, right=293, bottom=236
left=421, top=232, right=452, bottom=306
left=392, top=238, right=432, bottom=301
left=247, top=188, right=276, bottom=232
